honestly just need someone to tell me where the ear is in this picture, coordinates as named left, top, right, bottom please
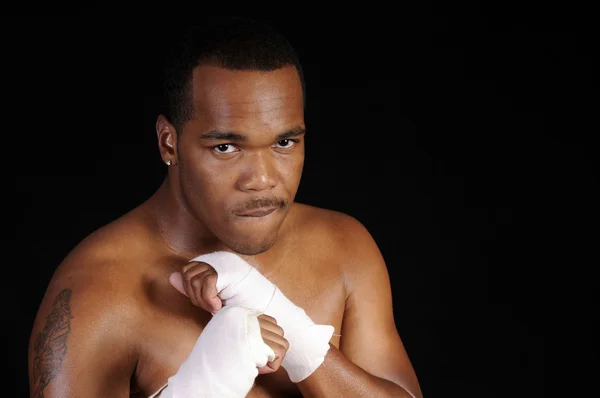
left=156, top=114, right=178, bottom=166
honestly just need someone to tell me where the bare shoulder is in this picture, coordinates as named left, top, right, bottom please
left=290, top=203, right=380, bottom=250
left=288, top=203, right=384, bottom=270
left=40, top=208, right=153, bottom=304
left=290, top=209, right=423, bottom=397
left=28, top=211, right=152, bottom=396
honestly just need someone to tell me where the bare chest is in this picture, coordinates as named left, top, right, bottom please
left=132, top=258, right=345, bottom=397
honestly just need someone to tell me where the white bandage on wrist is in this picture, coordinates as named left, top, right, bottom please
left=159, top=305, right=275, bottom=398
left=190, top=251, right=335, bottom=383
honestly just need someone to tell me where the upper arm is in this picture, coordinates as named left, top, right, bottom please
left=337, top=216, right=423, bottom=398
left=28, top=277, right=137, bottom=398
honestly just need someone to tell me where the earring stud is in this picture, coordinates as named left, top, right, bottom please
left=166, top=160, right=172, bottom=166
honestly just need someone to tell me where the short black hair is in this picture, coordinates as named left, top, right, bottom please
left=163, top=16, right=306, bottom=134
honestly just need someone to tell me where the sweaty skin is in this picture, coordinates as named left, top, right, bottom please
left=28, top=65, right=422, bottom=398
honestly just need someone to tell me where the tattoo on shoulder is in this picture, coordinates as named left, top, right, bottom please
left=32, top=289, right=74, bottom=398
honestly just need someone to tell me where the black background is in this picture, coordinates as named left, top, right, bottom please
left=8, top=4, right=595, bottom=397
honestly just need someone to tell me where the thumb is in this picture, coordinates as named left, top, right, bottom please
left=169, top=272, right=188, bottom=297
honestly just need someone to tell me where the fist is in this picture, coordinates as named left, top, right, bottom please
left=169, top=261, right=222, bottom=313
left=257, top=314, right=289, bottom=375
left=169, top=262, right=289, bottom=375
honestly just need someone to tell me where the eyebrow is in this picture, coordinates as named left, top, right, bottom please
left=199, top=126, right=306, bottom=142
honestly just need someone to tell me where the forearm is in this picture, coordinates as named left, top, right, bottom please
left=297, top=345, right=415, bottom=398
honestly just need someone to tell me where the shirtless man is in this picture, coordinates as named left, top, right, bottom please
left=28, top=17, right=422, bottom=397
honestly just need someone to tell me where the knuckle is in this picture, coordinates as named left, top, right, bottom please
left=274, top=324, right=284, bottom=335
left=182, top=269, right=196, bottom=282
left=182, top=262, right=200, bottom=274
left=181, top=272, right=192, bottom=282
left=270, top=361, right=282, bottom=370
left=183, top=261, right=211, bottom=275
left=262, top=314, right=277, bottom=323
left=190, top=276, right=203, bottom=289
left=202, top=290, right=214, bottom=301
left=275, top=341, right=288, bottom=353
left=205, top=272, right=218, bottom=284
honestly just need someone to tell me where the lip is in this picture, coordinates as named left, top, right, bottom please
left=236, top=207, right=278, bottom=217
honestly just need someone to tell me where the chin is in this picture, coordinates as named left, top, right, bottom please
left=224, top=232, right=278, bottom=256
left=221, top=213, right=285, bottom=255
left=227, top=241, right=275, bottom=256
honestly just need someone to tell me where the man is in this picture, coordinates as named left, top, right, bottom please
left=28, top=17, right=422, bottom=397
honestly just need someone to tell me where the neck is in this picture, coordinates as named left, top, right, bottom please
left=141, top=178, right=225, bottom=259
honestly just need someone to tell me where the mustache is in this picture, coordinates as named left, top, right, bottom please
left=232, top=197, right=288, bottom=213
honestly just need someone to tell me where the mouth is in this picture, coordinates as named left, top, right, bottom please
left=236, top=207, right=278, bottom=218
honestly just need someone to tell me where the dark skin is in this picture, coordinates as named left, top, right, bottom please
left=28, top=64, right=422, bottom=397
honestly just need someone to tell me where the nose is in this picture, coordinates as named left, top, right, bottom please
left=237, top=151, right=278, bottom=192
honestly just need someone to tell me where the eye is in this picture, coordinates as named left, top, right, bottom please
left=275, top=139, right=298, bottom=149
left=213, top=144, right=237, bottom=154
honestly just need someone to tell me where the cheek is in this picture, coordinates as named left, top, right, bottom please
left=198, top=171, right=231, bottom=202
left=291, top=151, right=305, bottom=175
left=280, top=154, right=304, bottom=186
left=182, top=163, right=226, bottom=204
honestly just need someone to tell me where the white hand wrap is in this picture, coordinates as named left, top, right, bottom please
left=159, top=305, right=275, bottom=398
left=190, top=251, right=335, bottom=383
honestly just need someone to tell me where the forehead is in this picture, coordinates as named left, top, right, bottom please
left=189, top=64, right=304, bottom=129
